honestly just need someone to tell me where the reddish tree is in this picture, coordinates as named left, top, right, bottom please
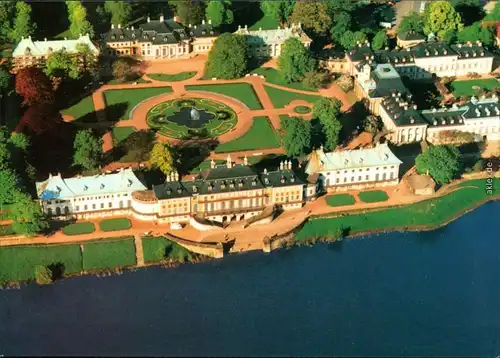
left=15, top=67, right=55, bottom=105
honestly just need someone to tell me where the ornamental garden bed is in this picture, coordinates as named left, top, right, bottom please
left=358, top=190, right=389, bottom=203
left=147, top=97, right=237, bottom=139
left=185, top=83, right=263, bottom=110
left=264, top=85, right=321, bottom=108
left=99, top=218, right=132, bottom=232
left=148, top=72, right=197, bottom=82
left=215, top=116, right=280, bottom=153
left=326, top=194, right=356, bottom=207
left=62, top=222, right=96, bottom=236
left=82, top=237, right=136, bottom=270
left=142, top=236, right=194, bottom=263
left=294, top=105, right=312, bottom=114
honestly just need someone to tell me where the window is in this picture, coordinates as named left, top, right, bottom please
left=75, top=206, right=79, bottom=211
left=92, top=204, right=96, bottom=209
left=109, top=203, right=112, bottom=208
left=101, top=203, right=104, bottom=209
left=365, top=175, right=369, bottom=180
left=351, top=176, right=354, bottom=182
left=358, top=176, right=361, bottom=181
left=84, top=205, right=88, bottom=211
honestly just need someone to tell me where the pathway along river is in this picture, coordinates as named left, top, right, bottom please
left=1, top=202, right=499, bottom=356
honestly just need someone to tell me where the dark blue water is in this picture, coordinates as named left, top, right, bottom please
left=1, top=202, right=499, bottom=357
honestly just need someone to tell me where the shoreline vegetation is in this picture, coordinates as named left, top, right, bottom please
left=1, top=178, right=498, bottom=287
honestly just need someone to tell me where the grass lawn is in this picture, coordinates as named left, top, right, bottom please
left=296, top=179, right=500, bottom=240
left=60, top=95, right=95, bottom=121
left=103, top=86, right=173, bottom=121
left=186, top=83, right=263, bottom=110
left=264, top=85, right=321, bottom=108
left=54, top=28, right=73, bottom=39
left=142, top=236, right=195, bottom=263
left=192, top=159, right=225, bottom=172
left=0, top=244, right=82, bottom=282
left=99, top=218, right=132, bottom=232
left=450, top=78, right=499, bottom=97
left=148, top=72, right=197, bottom=81
left=326, top=194, right=356, bottom=207
left=249, top=15, right=280, bottom=30
left=82, top=237, right=136, bottom=270
left=62, top=222, right=96, bottom=236
left=215, top=116, right=280, bottom=153
left=253, top=68, right=318, bottom=92
left=112, top=126, right=136, bottom=144
left=358, top=190, right=389, bottom=203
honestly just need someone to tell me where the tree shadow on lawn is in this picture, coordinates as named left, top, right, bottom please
left=232, top=2, right=266, bottom=32
left=44, top=218, right=76, bottom=236
left=176, top=140, right=220, bottom=175
left=71, top=102, right=127, bottom=126
left=338, top=101, right=370, bottom=146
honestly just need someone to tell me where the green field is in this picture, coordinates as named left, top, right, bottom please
left=186, top=83, right=263, bottom=110
left=253, top=68, right=319, bottom=92
left=142, top=236, right=195, bottom=263
left=450, top=78, right=499, bottom=97
left=148, top=72, right=197, bottom=82
left=103, top=87, right=173, bottom=121
left=296, top=179, right=500, bottom=241
left=215, top=116, right=280, bottom=153
left=326, top=194, right=356, bottom=207
left=62, top=222, right=96, bottom=235
left=112, top=126, right=136, bottom=144
left=82, top=238, right=136, bottom=270
left=0, top=244, right=83, bottom=282
left=264, top=85, right=321, bottom=108
left=61, top=95, right=95, bottom=121
left=248, top=15, right=280, bottom=30
left=358, top=190, right=389, bottom=203
left=99, top=218, right=132, bottom=232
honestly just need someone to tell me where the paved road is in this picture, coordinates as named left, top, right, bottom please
left=395, top=0, right=426, bottom=26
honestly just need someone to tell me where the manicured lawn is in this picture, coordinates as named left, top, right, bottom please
left=60, top=95, right=95, bottom=121
left=358, top=190, right=389, bottom=203
left=264, top=85, right=321, bottom=108
left=326, top=194, right=356, bottom=207
left=62, top=222, right=96, bottom=236
left=249, top=15, right=280, bottom=30
left=82, top=237, right=136, bottom=270
left=148, top=72, right=197, bottom=82
left=186, top=83, right=263, bottom=110
left=294, top=105, right=311, bottom=114
left=0, top=244, right=83, bottom=282
left=103, top=86, right=173, bottom=121
left=449, top=78, right=499, bottom=97
left=99, top=218, right=132, bottom=232
left=253, top=68, right=319, bottom=92
left=215, top=116, right=280, bottom=153
left=296, top=179, right=500, bottom=240
left=112, top=126, right=136, bottom=144
left=142, top=236, right=195, bottom=263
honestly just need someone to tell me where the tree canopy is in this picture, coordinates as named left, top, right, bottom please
left=15, top=67, right=55, bottom=106
left=456, top=22, right=494, bottom=45
left=277, top=37, right=315, bottom=83
left=397, top=11, right=424, bottom=35
left=149, top=142, right=175, bottom=175
left=174, top=0, right=204, bottom=26
left=260, top=0, right=295, bottom=25
left=73, top=129, right=103, bottom=172
left=205, top=33, right=248, bottom=79
left=104, top=1, right=133, bottom=26
left=290, top=2, right=332, bottom=36
left=0, top=2, right=16, bottom=42
left=10, top=192, right=48, bottom=236
left=280, top=116, right=311, bottom=158
left=66, top=1, right=94, bottom=38
left=10, top=2, right=36, bottom=42
left=312, top=97, right=343, bottom=151
left=371, top=30, right=389, bottom=51
left=330, top=11, right=352, bottom=45
left=0, top=67, right=12, bottom=96
left=205, top=0, right=233, bottom=28
left=45, top=50, right=80, bottom=79
left=423, top=1, right=463, bottom=39
left=340, top=30, right=367, bottom=50
left=415, top=145, right=460, bottom=185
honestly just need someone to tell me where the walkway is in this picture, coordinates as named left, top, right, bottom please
left=134, top=234, right=145, bottom=267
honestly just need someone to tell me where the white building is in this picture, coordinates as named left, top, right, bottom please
left=305, top=143, right=402, bottom=192
left=36, top=168, right=147, bottom=219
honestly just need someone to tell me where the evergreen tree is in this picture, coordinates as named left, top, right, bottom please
left=66, top=1, right=95, bottom=38
left=10, top=2, right=36, bottom=42
left=313, top=97, right=343, bottom=151
left=0, top=2, right=16, bottom=42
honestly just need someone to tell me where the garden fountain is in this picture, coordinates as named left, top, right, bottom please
left=190, top=107, right=200, bottom=121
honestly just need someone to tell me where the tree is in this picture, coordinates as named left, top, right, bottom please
left=15, top=67, right=55, bottom=106
left=290, top=2, right=332, bottom=36
left=363, top=115, right=381, bottom=136
left=372, top=30, right=389, bottom=51
left=119, top=130, right=156, bottom=162
left=277, top=37, right=315, bottom=83
left=302, top=70, right=326, bottom=89
left=45, top=50, right=80, bottom=79
left=104, top=1, right=133, bottom=26
left=149, top=142, right=175, bottom=175
left=260, top=0, right=295, bottom=25
left=0, top=2, right=15, bottom=42
left=313, top=97, right=343, bottom=151
left=205, top=0, right=233, bottom=28
left=35, top=265, right=53, bottom=285
left=336, top=74, right=354, bottom=92
left=0, top=168, right=20, bottom=204
left=205, top=33, right=248, bottom=79
left=397, top=11, right=424, bottom=35
left=73, top=129, right=103, bottom=172
left=76, top=43, right=98, bottom=75
left=457, top=22, right=494, bottom=45
left=10, top=192, right=48, bottom=236
left=175, top=0, right=204, bottom=26
left=330, top=11, right=351, bottom=45
left=415, top=145, right=460, bottom=185
left=0, top=67, right=12, bottom=96
left=10, top=2, right=36, bottom=42
left=280, top=116, right=311, bottom=157
left=423, top=1, right=463, bottom=39
left=66, top=1, right=94, bottom=38
left=112, top=58, right=138, bottom=82
left=340, top=31, right=368, bottom=51
left=452, top=0, right=484, bottom=26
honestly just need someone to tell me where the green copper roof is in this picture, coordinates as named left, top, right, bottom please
left=13, top=35, right=99, bottom=57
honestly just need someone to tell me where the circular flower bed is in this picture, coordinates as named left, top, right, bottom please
left=146, top=98, right=237, bottom=139
left=294, top=105, right=312, bottom=114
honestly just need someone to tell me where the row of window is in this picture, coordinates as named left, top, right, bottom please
left=326, top=166, right=395, bottom=176
left=46, top=200, right=131, bottom=215
left=326, top=172, right=395, bottom=185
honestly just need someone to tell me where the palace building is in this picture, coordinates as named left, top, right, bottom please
left=11, top=34, right=99, bottom=72
left=305, top=143, right=402, bottom=192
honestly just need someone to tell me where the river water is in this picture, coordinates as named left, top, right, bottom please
left=1, top=202, right=499, bottom=357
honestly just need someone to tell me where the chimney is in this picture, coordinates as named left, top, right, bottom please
left=111, top=24, right=115, bottom=29
left=174, top=171, right=179, bottom=181
left=44, top=38, right=47, bottom=41
left=118, top=24, right=121, bottom=29
left=226, top=154, right=232, bottom=169
left=147, top=16, right=151, bottom=23
left=160, top=14, right=164, bottom=22
left=243, top=155, right=248, bottom=166
left=202, top=19, right=205, bottom=25
left=280, top=161, right=284, bottom=170
left=208, top=19, right=211, bottom=25
left=288, top=160, right=292, bottom=170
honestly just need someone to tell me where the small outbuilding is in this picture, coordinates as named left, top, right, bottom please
left=406, top=173, right=436, bottom=196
